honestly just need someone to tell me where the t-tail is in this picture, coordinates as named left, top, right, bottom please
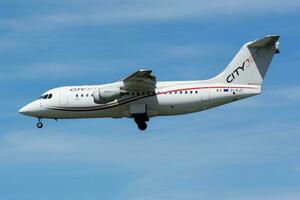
left=209, top=35, right=280, bottom=85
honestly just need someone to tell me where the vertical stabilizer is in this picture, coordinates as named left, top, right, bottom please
left=209, top=35, right=280, bottom=85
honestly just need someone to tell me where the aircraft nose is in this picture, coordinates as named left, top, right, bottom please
left=19, top=100, right=42, bottom=117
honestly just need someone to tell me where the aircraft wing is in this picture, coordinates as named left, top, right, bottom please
left=121, top=69, right=157, bottom=90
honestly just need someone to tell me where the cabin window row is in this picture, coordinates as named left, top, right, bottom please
left=126, top=91, right=199, bottom=95
left=74, top=90, right=201, bottom=98
left=75, top=94, right=94, bottom=98
left=126, top=91, right=156, bottom=96
left=165, top=90, right=199, bottom=94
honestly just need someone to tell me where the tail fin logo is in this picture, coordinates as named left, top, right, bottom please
left=226, top=50, right=260, bottom=83
left=226, top=63, right=245, bottom=83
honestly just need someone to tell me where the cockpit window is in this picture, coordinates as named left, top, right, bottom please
left=39, top=93, right=53, bottom=100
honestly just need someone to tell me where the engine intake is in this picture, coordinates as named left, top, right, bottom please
left=93, top=87, right=126, bottom=104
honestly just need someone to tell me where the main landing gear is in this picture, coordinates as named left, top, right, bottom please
left=37, top=118, right=43, bottom=128
left=133, top=114, right=149, bottom=131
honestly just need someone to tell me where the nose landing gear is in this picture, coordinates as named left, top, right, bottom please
left=37, top=118, right=43, bottom=128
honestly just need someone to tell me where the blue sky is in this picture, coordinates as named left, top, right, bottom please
left=1, top=0, right=300, bottom=199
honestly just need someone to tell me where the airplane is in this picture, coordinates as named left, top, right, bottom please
left=19, top=35, right=280, bottom=131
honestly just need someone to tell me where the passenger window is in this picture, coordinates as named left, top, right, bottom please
left=190, top=91, right=193, bottom=94
left=48, top=94, right=52, bottom=99
left=81, top=94, right=84, bottom=97
left=91, top=94, right=93, bottom=97
left=195, top=91, right=198, bottom=94
left=185, top=91, right=188, bottom=94
left=86, top=94, right=89, bottom=97
left=180, top=91, right=182, bottom=94
left=76, top=94, right=79, bottom=97
left=175, top=91, right=177, bottom=94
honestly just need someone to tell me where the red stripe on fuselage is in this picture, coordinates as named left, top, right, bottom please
left=48, top=85, right=257, bottom=112
left=159, top=85, right=257, bottom=94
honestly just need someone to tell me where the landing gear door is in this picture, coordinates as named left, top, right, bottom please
left=59, top=89, right=68, bottom=106
left=130, top=104, right=146, bottom=114
left=39, top=98, right=43, bottom=117
left=201, top=89, right=210, bottom=102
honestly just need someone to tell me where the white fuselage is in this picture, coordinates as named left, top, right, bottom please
left=23, top=81, right=261, bottom=120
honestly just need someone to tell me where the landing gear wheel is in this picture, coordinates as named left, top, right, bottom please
left=37, top=122, right=43, bottom=129
left=133, top=114, right=149, bottom=131
left=137, top=122, right=147, bottom=131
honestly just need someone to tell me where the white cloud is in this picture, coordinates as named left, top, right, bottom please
left=1, top=113, right=300, bottom=199
left=0, top=42, right=228, bottom=81
left=1, top=120, right=299, bottom=167
left=1, top=0, right=300, bottom=30
left=223, top=85, right=300, bottom=109
left=0, top=59, right=131, bottom=81
left=0, top=62, right=74, bottom=81
left=160, top=44, right=228, bottom=59
left=238, top=190, right=300, bottom=200
left=267, top=86, right=300, bottom=102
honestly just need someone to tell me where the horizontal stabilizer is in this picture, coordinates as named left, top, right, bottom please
left=248, top=35, right=280, bottom=49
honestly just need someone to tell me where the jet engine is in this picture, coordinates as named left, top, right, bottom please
left=93, top=87, right=127, bottom=104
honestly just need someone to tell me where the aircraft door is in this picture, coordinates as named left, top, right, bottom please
left=59, top=89, right=68, bottom=106
left=201, top=89, right=210, bottom=102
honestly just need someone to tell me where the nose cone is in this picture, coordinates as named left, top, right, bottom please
left=19, top=100, right=42, bottom=117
